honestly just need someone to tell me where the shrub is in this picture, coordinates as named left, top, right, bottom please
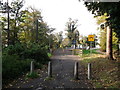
left=2, top=54, right=31, bottom=85
left=21, top=43, right=50, bottom=64
left=3, top=43, right=26, bottom=56
left=3, top=43, right=50, bottom=63
left=2, top=43, right=50, bottom=86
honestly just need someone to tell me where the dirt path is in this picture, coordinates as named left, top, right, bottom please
left=8, top=48, right=93, bottom=89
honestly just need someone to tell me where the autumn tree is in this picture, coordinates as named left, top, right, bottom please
left=10, top=0, right=24, bottom=44
left=83, top=1, right=120, bottom=60
left=65, top=18, right=79, bottom=48
left=55, top=31, right=63, bottom=48
left=61, top=37, right=70, bottom=47
left=96, top=13, right=108, bottom=51
left=1, top=1, right=55, bottom=49
left=0, top=0, right=24, bottom=45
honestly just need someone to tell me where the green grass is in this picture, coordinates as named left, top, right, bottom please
left=82, top=49, right=100, bottom=57
left=26, top=72, right=39, bottom=79
left=47, top=53, right=52, bottom=57
left=72, top=49, right=99, bottom=56
left=83, top=49, right=99, bottom=54
left=80, top=51, right=120, bottom=88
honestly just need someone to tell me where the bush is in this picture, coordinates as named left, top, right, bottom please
left=3, top=43, right=50, bottom=63
left=2, top=43, right=50, bottom=86
left=3, top=43, right=26, bottom=56
left=21, top=43, right=50, bottom=64
left=2, top=54, right=31, bottom=85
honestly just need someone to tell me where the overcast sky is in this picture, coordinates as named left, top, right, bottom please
left=7, top=0, right=98, bottom=36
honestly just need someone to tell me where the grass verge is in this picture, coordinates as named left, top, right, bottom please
left=80, top=49, right=120, bottom=88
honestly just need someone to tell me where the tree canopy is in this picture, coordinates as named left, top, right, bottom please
left=84, top=1, right=120, bottom=41
left=65, top=18, right=79, bottom=47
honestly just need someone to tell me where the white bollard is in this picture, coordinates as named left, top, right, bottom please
left=88, top=63, right=91, bottom=80
left=30, top=61, right=34, bottom=74
left=74, top=62, right=79, bottom=80
left=48, top=61, right=52, bottom=77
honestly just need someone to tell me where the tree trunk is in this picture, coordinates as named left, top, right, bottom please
left=14, top=24, right=18, bottom=45
left=7, top=2, right=10, bottom=46
left=106, top=26, right=114, bottom=60
left=36, top=19, right=38, bottom=43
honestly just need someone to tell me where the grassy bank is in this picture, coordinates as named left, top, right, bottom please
left=80, top=49, right=120, bottom=88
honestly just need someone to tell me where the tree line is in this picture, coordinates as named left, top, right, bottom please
left=83, top=1, right=120, bottom=60
left=0, top=0, right=62, bottom=86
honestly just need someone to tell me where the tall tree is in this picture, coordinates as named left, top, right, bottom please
left=1, top=5, right=55, bottom=48
left=83, top=1, right=120, bottom=60
left=10, top=0, right=24, bottom=44
left=65, top=18, right=79, bottom=47
left=0, top=0, right=11, bottom=46
left=0, top=0, right=24, bottom=45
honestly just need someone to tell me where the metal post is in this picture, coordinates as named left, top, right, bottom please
left=0, top=21, right=2, bottom=90
left=90, top=41, right=92, bottom=55
left=30, top=61, right=34, bottom=74
left=7, top=0, right=10, bottom=46
left=48, top=61, right=52, bottom=77
left=88, top=63, right=91, bottom=80
left=74, top=62, right=78, bottom=80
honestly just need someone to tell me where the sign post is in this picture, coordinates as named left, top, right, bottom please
left=88, top=35, right=94, bottom=55
left=90, top=41, right=92, bottom=54
left=88, top=35, right=94, bottom=42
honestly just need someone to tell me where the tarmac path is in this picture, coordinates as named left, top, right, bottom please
left=8, top=48, right=93, bottom=89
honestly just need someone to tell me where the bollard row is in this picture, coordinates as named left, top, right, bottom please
left=30, top=61, right=92, bottom=80
left=73, top=62, right=92, bottom=80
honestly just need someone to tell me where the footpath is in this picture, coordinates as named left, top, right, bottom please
left=8, top=48, right=93, bottom=89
